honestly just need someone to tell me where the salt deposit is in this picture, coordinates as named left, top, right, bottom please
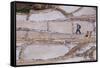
left=22, top=44, right=69, bottom=60
left=29, top=10, right=66, bottom=22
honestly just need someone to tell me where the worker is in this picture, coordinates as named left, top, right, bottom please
left=76, top=23, right=81, bottom=34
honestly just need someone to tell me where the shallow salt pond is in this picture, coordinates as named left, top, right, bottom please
left=16, top=42, right=96, bottom=61
left=17, top=44, right=69, bottom=60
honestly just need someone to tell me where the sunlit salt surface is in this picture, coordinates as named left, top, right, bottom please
left=16, top=47, right=21, bottom=60
left=29, top=10, right=66, bottom=21
left=16, top=15, right=27, bottom=21
left=16, top=43, right=76, bottom=60
left=16, top=42, right=96, bottom=61
left=22, top=44, right=69, bottom=60
left=59, top=6, right=80, bottom=13
left=73, top=7, right=96, bottom=16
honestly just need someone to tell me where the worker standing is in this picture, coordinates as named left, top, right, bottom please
left=76, top=23, right=81, bottom=34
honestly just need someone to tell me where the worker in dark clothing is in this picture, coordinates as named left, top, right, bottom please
left=76, top=24, right=81, bottom=34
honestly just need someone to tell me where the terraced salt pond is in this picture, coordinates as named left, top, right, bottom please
left=16, top=42, right=96, bottom=61
left=16, top=6, right=96, bottom=65
left=16, top=44, right=76, bottom=60
left=24, top=44, right=69, bottom=60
